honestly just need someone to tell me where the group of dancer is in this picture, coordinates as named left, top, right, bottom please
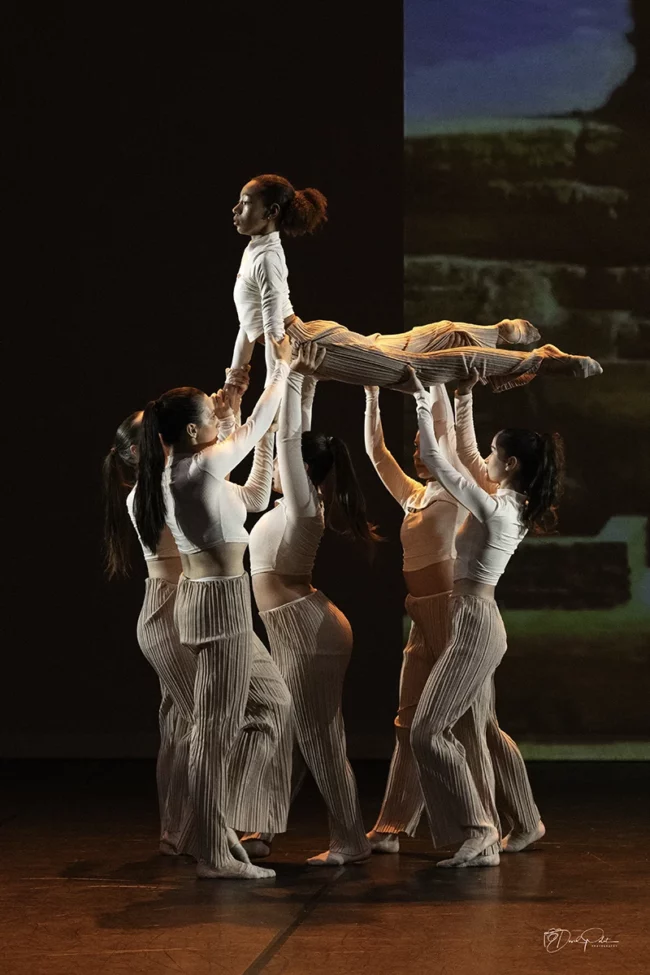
left=103, top=174, right=602, bottom=879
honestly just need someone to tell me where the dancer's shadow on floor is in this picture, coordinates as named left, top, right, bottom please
left=90, top=849, right=557, bottom=933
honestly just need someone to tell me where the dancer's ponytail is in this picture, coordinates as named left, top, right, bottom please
left=496, top=428, right=566, bottom=534
left=253, top=173, right=328, bottom=236
left=102, top=411, right=141, bottom=578
left=134, top=386, right=204, bottom=553
left=301, top=432, right=380, bottom=547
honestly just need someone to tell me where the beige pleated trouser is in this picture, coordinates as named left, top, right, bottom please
left=174, top=573, right=292, bottom=868
left=374, top=591, right=451, bottom=836
left=287, top=317, right=556, bottom=391
left=137, top=579, right=197, bottom=852
left=411, top=594, right=539, bottom=855
left=260, top=590, right=369, bottom=857
left=375, top=591, right=540, bottom=838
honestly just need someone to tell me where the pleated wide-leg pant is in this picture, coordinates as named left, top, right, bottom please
left=287, top=317, right=561, bottom=391
left=260, top=590, right=369, bottom=857
left=374, top=591, right=540, bottom=839
left=174, top=573, right=291, bottom=869
left=410, top=594, right=538, bottom=855
left=137, top=579, right=196, bottom=852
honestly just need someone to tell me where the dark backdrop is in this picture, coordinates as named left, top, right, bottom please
left=5, top=3, right=406, bottom=756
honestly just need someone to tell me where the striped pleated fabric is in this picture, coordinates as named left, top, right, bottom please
left=411, top=594, right=520, bottom=855
left=374, top=591, right=451, bottom=836
left=225, top=632, right=293, bottom=833
left=137, top=579, right=196, bottom=853
left=287, top=317, right=556, bottom=391
left=260, top=590, right=370, bottom=857
left=486, top=682, right=541, bottom=835
left=174, top=573, right=291, bottom=869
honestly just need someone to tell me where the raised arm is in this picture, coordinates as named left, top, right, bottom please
left=277, top=372, right=318, bottom=517
left=232, top=430, right=275, bottom=512
left=254, top=252, right=287, bottom=342
left=414, top=388, right=497, bottom=523
left=454, top=390, right=494, bottom=492
left=197, top=350, right=290, bottom=479
left=301, top=375, right=317, bottom=433
left=364, top=386, right=421, bottom=508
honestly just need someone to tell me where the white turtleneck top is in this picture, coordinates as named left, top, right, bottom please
left=415, top=388, right=528, bottom=586
left=233, top=231, right=294, bottom=343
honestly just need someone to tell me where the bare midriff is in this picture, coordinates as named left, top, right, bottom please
left=252, top=571, right=315, bottom=613
left=453, top=577, right=496, bottom=599
left=146, top=556, right=183, bottom=584
left=403, top=558, right=454, bottom=598
left=179, top=543, right=249, bottom=580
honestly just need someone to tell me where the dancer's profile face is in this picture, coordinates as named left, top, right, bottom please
left=232, top=181, right=273, bottom=236
left=413, top=432, right=433, bottom=481
left=189, top=394, right=219, bottom=446
left=486, top=435, right=517, bottom=486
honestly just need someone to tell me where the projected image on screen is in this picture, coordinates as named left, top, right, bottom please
left=404, top=0, right=650, bottom=758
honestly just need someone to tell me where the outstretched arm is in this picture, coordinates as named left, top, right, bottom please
left=197, top=339, right=291, bottom=479
left=235, top=430, right=275, bottom=512
left=453, top=370, right=495, bottom=492
left=278, top=344, right=327, bottom=517
left=364, top=386, right=421, bottom=508
left=404, top=372, right=497, bottom=523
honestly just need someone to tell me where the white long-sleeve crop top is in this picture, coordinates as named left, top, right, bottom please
left=249, top=372, right=324, bottom=577
left=126, top=413, right=238, bottom=561
left=234, top=231, right=294, bottom=344
left=126, top=486, right=179, bottom=562
left=364, top=386, right=467, bottom=571
left=415, top=388, right=527, bottom=586
left=161, top=361, right=289, bottom=554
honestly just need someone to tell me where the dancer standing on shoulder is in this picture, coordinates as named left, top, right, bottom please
left=404, top=366, right=560, bottom=867
left=245, top=342, right=374, bottom=866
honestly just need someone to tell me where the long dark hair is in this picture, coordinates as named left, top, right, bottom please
left=253, top=174, right=328, bottom=236
left=496, top=428, right=566, bottom=534
left=102, top=411, right=142, bottom=578
left=134, top=387, right=204, bottom=553
left=301, top=432, right=380, bottom=546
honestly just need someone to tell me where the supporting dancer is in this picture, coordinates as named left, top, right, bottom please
left=363, top=384, right=543, bottom=854
left=405, top=367, right=562, bottom=867
left=103, top=406, right=253, bottom=863
left=362, top=384, right=466, bottom=854
left=245, top=343, right=374, bottom=866
left=134, top=336, right=293, bottom=880
left=225, top=176, right=601, bottom=393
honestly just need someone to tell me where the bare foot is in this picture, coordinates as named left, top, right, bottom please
left=497, top=319, right=541, bottom=345
left=367, top=830, right=400, bottom=854
left=502, top=820, right=546, bottom=853
left=539, top=345, right=603, bottom=378
left=196, top=858, right=276, bottom=880
left=307, top=849, right=371, bottom=866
